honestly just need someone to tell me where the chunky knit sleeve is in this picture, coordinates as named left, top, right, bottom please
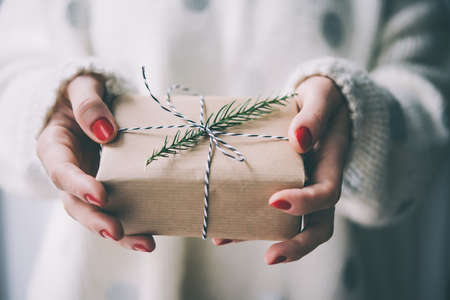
left=0, top=0, right=133, bottom=198
left=287, top=1, right=450, bottom=226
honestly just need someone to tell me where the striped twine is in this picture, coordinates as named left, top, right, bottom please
left=119, top=66, right=289, bottom=239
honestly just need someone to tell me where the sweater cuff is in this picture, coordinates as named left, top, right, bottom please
left=285, top=57, right=396, bottom=225
left=30, top=57, right=135, bottom=140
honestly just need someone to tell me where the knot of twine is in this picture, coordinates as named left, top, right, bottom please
left=119, top=67, right=289, bottom=239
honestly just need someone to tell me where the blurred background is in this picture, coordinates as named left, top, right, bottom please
left=0, top=192, right=53, bottom=300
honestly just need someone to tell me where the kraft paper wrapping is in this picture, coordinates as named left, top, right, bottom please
left=96, top=94, right=305, bottom=241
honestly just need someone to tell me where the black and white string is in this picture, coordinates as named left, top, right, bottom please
left=119, top=66, right=289, bottom=239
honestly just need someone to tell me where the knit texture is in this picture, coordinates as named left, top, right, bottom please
left=0, top=57, right=132, bottom=197
left=286, top=57, right=396, bottom=225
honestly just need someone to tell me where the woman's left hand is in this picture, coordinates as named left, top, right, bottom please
left=213, top=76, right=351, bottom=265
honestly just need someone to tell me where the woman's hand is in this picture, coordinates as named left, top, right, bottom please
left=213, top=76, right=351, bottom=264
left=37, top=75, right=155, bottom=253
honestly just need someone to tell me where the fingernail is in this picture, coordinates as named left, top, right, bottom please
left=133, top=244, right=151, bottom=252
left=295, top=126, right=312, bottom=151
left=271, top=256, right=287, bottom=265
left=218, top=239, right=233, bottom=246
left=270, top=199, right=291, bottom=210
left=91, top=117, right=114, bottom=141
left=100, top=230, right=117, bottom=241
left=85, top=194, right=102, bottom=207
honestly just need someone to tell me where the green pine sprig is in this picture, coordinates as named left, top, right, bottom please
left=146, top=128, right=203, bottom=165
left=146, top=93, right=295, bottom=165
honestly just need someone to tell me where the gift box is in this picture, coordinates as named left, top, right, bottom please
left=96, top=93, right=305, bottom=241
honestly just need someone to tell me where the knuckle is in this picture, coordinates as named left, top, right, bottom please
left=36, top=128, right=56, bottom=153
left=292, top=236, right=305, bottom=250
left=322, top=181, right=341, bottom=206
left=40, top=125, right=75, bottom=147
left=304, top=188, right=317, bottom=201
left=74, top=97, right=103, bottom=117
left=300, top=189, right=318, bottom=211
left=330, top=187, right=342, bottom=205
left=289, top=238, right=308, bottom=261
left=49, top=166, right=64, bottom=189
left=49, top=162, right=73, bottom=191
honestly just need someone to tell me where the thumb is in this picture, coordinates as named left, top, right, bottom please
left=287, top=76, right=344, bottom=153
left=66, top=75, right=118, bottom=144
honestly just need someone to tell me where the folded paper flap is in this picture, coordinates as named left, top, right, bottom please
left=97, top=94, right=305, bottom=240
left=97, top=94, right=304, bottom=183
left=111, top=94, right=295, bottom=132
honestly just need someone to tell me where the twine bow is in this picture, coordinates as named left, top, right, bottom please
left=119, top=67, right=290, bottom=239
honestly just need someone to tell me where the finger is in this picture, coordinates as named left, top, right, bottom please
left=270, top=107, right=350, bottom=215
left=269, top=184, right=338, bottom=216
left=63, top=193, right=155, bottom=253
left=212, top=238, right=244, bottom=246
left=265, top=208, right=334, bottom=265
left=66, top=75, right=117, bottom=144
left=62, top=193, right=123, bottom=241
left=118, top=235, right=156, bottom=253
left=288, top=76, right=344, bottom=153
left=37, top=125, right=107, bottom=207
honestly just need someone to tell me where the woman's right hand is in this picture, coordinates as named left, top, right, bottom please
left=37, top=75, right=155, bottom=253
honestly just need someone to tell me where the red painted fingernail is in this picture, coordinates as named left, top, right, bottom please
left=91, top=117, right=114, bottom=141
left=85, top=194, right=102, bottom=207
left=271, top=256, right=287, bottom=265
left=100, top=230, right=117, bottom=241
left=133, top=244, right=151, bottom=252
left=270, top=199, right=291, bottom=210
left=218, top=239, right=233, bottom=246
left=295, top=126, right=312, bottom=151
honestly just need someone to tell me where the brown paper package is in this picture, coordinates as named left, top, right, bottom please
left=96, top=94, right=305, bottom=241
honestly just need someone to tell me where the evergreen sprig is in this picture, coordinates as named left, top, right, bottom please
left=146, top=94, right=295, bottom=165
left=146, top=128, right=203, bottom=165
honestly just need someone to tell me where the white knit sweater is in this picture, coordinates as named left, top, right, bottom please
left=0, top=0, right=449, bottom=299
